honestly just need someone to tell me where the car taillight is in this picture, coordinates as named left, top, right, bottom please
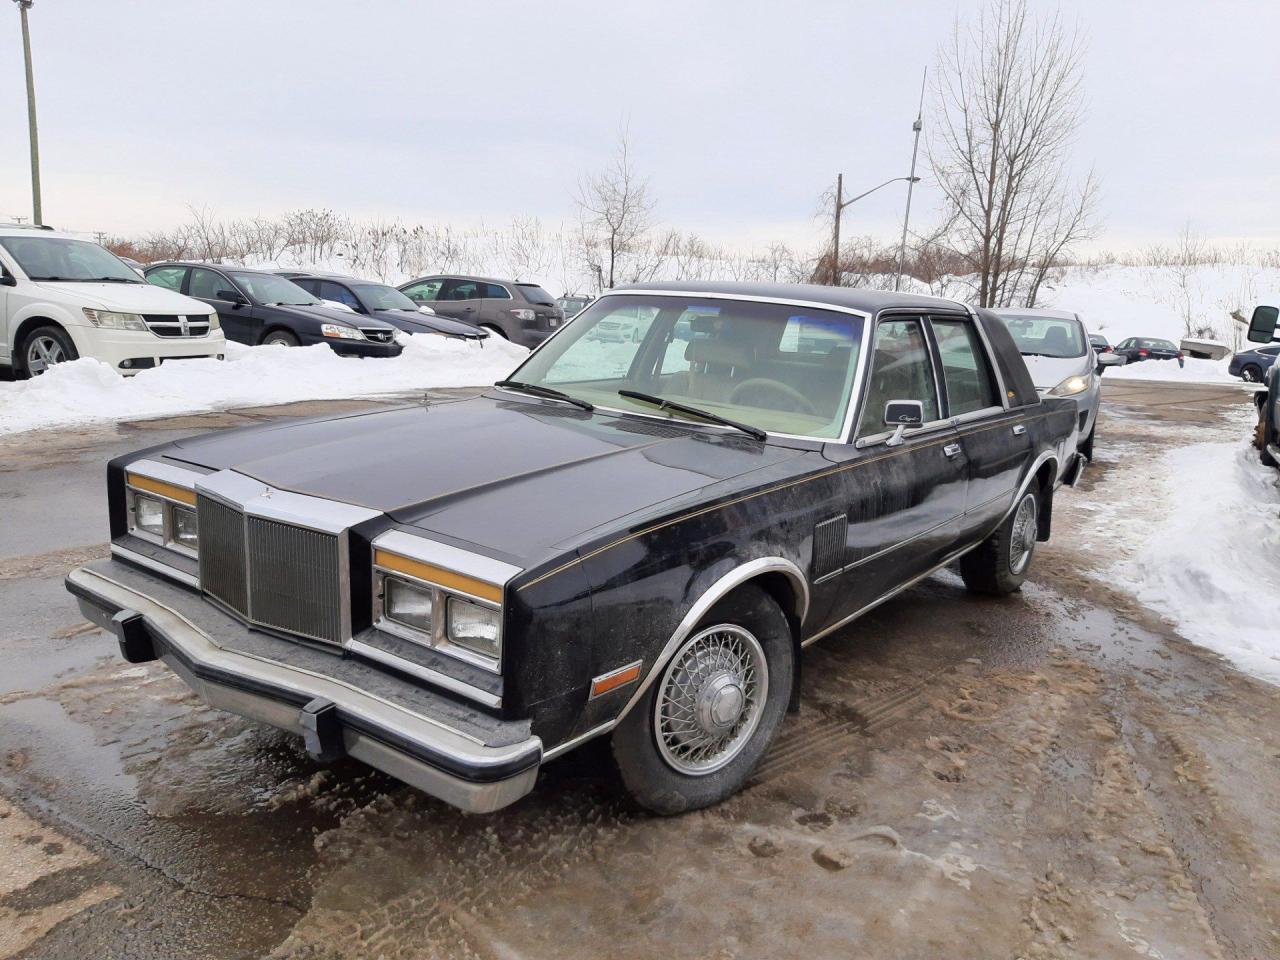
left=1139, top=348, right=1149, bottom=356
left=1177, top=352, right=1185, bottom=359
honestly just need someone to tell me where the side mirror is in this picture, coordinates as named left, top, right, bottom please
left=1246, top=305, right=1279, bottom=344
left=884, top=399, right=924, bottom=427
left=217, top=289, right=246, bottom=305
left=1096, top=352, right=1124, bottom=374
left=0, top=272, right=16, bottom=287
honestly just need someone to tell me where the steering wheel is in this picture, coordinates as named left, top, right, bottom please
left=729, top=378, right=819, bottom=416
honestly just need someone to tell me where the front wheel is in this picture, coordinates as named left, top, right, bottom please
left=262, top=329, right=299, bottom=347
left=959, top=488, right=1040, bottom=595
left=1260, top=398, right=1278, bottom=468
left=611, top=584, right=793, bottom=815
left=20, top=325, right=78, bottom=377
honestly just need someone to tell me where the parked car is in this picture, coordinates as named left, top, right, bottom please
left=144, top=262, right=401, bottom=357
left=1245, top=302, right=1280, bottom=468
left=556, top=294, right=593, bottom=318
left=1114, top=337, right=1184, bottom=366
left=1228, top=343, right=1280, bottom=383
left=397, top=275, right=564, bottom=347
left=280, top=272, right=488, bottom=342
left=1088, top=333, right=1112, bottom=354
left=995, top=307, right=1121, bottom=459
left=0, top=224, right=225, bottom=377
left=66, top=282, right=1082, bottom=816
left=584, top=304, right=660, bottom=342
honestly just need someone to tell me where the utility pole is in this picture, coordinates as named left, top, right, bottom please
left=828, top=173, right=921, bottom=286
left=14, top=0, right=42, bottom=226
left=895, top=67, right=927, bottom=292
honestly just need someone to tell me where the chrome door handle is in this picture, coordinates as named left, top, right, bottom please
left=1012, top=424, right=1027, bottom=436
left=943, top=442, right=962, bottom=458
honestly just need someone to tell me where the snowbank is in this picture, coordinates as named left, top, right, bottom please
left=0, top=335, right=528, bottom=436
left=1112, top=438, right=1280, bottom=684
left=1105, top=356, right=1241, bottom=385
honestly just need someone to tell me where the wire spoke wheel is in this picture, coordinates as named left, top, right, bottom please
left=654, top=624, right=768, bottom=776
left=1008, top=493, right=1038, bottom=575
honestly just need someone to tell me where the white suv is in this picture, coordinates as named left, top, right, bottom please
left=0, top=224, right=226, bottom=377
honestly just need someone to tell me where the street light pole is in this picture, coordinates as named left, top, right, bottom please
left=828, top=174, right=921, bottom=285
left=895, top=67, right=927, bottom=292
left=14, top=0, right=42, bottom=226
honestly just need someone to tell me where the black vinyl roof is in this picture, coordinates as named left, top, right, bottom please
left=613, top=280, right=968, bottom=315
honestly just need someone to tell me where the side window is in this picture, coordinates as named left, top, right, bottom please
left=319, top=281, right=361, bottom=310
left=441, top=279, right=482, bottom=301
left=482, top=282, right=511, bottom=300
left=856, top=318, right=940, bottom=436
left=402, top=278, right=443, bottom=302
left=146, top=266, right=186, bottom=292
left=930, top=318, right=1000, bottom=416
left=189, top=268, right=231, bottom=300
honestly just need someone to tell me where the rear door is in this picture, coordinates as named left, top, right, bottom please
left=433, top=278, right=484, bottom=327
left=188, top=267, right=255, bottom=344
left=930, top=314, right=1030, bottom=540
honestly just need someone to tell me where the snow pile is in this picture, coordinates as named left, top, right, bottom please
left=0, top=335, right=527, bottom=436
left=1104, top=356, right=1240, bottom=385
left=1112, top=438, right=1280, bottom=684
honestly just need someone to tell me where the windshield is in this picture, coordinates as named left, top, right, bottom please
left=354, top=283, right=418, bottom=311
left=1002, top=315, right=1087, bottom=358
left=517, top=283, right=556, bottom=305
left=0, top=236, right=141, bottom=282
left=229, top=272, right=318, bottom=306
left=509, top=295, right=865, bottom=439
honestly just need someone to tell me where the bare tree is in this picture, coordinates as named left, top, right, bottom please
left=931, top=0, right=1098, bottom=307
left=575, top=131, right=655, bottom=288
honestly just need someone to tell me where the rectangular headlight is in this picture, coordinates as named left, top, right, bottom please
left=171, top=504, right=199, bottom=550
left=132, top=492, right=165, bottom=537
left=447, top=597, right=501, bottom=660
left=384, top=576, right=434, bottom=634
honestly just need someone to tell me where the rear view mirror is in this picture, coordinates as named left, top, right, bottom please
left=884, top=400, right=924, bottom=427
left=1247, top=305, right=1279, bottom=344
left=1096, top=352, right=1124, bottom=373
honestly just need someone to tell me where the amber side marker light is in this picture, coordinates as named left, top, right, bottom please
left=126, top=473, right=196, bottom=506
left=373, top=549, right=504, bottom=604
left=589, top=660, right=643, bottom=700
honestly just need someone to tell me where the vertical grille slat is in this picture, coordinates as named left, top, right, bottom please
left=198, top=495, right=249, bottom=615
left=812, top=514, right=849, bottom=579
left=195, top=495, right=345, bottom=645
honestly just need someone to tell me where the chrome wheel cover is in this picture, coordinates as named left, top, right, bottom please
left=26, top=335, right=66, bottom=375
left=1008, top=493, right=1038, bottom=575
left=654, top=624, right=768, bottom=776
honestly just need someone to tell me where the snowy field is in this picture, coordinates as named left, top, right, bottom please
left=0, top=334, right=528, bottom=436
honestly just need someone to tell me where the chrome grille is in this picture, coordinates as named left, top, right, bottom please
left=359, top=327, right=395, bottom=343
left=198, top=495, right=248, bottom=616
left=195, top=495, right=345, bottom=645
left=246, top=517, right=343, bottom=644
left=143, top=314, right=211, bottom=338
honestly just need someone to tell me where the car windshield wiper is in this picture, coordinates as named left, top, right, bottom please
left=494, top=379, right=594, bottom=412
left=89, top=276, right=142, bottom=283
left=617, top=389, right=766, bottom=441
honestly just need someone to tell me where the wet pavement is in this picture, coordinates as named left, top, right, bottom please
left=1, top=381, right=1277, bottom=959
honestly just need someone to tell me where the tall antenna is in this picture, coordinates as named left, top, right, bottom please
left=895, top=67, right=927, bottom=292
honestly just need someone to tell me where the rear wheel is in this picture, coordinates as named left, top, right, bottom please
left=20, top=325, right=78, bottom=377
left=262, top=329, right=299, bottom=347
left=1241, top=364, right=1263, bottom=383
left=959, top=488, right=1040, bottom=595
left=611, top=584, right=793, bottom=815
left=481, top=324, right=507, bottom=340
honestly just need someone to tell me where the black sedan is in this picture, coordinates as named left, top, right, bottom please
left=1114, top=337, right=1183, bottom=364
left=145, top=262, right=402, bottom=357
left=66, top=283, right=1081, bottom=816
left=280, top=272, right=488, bottom=342
left=1088, top=333, right=1112, bottom=353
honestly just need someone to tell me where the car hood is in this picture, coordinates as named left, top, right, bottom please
left=372, top=308, right=485, bottom=338
left=162, top=395, right=804, bottom=566
left=272, top=303, right=397, bottom=330
left=1020, top=353, right=1090, bottom=391
left=34, top=281, right=213, bottom=315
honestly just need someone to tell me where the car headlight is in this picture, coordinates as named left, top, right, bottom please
left=206, top=312, right=221, bottom=330
left=132, top=492, right=166, bottom=537
left=383, top=576, right=434, bottom=633
left=447, top=597, right=501, bottom=659
left=126, top=481, right=199, bottom=555
left=83, top=308, right=147, bottom=331
left=321, top=323, right=366, bottom=340
left=171, top=505, right=199, bottom=549
left=1048, top=373, right=1092, bottom=397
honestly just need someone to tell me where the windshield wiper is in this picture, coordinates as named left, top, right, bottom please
left=494, top=379, right=594, bottom=412
left=618, top=389, right=766, bottom=441
left=90, top=276, right=142, bottom=283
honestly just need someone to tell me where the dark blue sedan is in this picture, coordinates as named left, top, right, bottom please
left=1229, top=344, right=1280, bottom=383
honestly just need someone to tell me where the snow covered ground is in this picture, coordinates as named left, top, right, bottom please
left=0, top=334, right=527, bottom=436
left=1105, top=356, right=1240, bottom=384
left=1102, top=423, right=1280, bottom=684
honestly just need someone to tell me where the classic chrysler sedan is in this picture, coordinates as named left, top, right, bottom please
left=67, top=283, right=1082, bottom=814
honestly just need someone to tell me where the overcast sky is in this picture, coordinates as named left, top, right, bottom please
left=1, top=0, right=1275, bottom=253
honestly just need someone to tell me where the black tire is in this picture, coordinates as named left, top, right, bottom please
left=19, top=324, right=78, bottom=378
left=1261, top=400, right=1278, bottom=468
left=611, top=584, right=794, bottom=815
left=959, top=487, right=1041, bottom=596
left=1241, top=364, right=1263, bottom=384
left=261, top=329, right=299, bottom=347
left=1080, top=423, right=1096, bottom=461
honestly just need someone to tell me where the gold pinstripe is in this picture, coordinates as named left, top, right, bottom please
left=518, top=411, right=1053, bottom=592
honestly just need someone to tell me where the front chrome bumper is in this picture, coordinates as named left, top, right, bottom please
left=65, top=561, right=541, bottom=813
